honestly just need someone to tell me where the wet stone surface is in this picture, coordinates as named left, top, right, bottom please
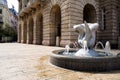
left=0, top=43, right=120, bottom=80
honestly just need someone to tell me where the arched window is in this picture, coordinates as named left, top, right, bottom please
left=50, top=5, right=61, bottom=46
left=101, top=8, right=106, bottom=30
left=83, top=4, right=97, bottom=23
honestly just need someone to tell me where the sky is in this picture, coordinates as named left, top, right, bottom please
left=7, top=0, right=18, bottom=12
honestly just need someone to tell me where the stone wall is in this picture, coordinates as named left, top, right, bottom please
left=97, top=0, right=120, bottom=48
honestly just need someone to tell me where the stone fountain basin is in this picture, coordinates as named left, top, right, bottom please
left=50, top=49, right=120, bottom=71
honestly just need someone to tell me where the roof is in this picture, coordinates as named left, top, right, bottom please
left=9, top=7, right=18, bottom=16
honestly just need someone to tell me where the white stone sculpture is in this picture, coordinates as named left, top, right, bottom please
left=73, top=21, right=99, bottom=49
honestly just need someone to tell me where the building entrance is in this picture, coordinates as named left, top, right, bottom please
left=50, top=5, right=61, bottom=46
left=83, top=4, right=97, bottom=23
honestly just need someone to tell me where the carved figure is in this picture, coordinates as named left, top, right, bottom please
left=73, top=21, right=99, bottom=49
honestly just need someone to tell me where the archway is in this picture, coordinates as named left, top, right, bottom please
left=118, top=9, right=120, bottom=36
left=50, top=5, right=61, bottom=46
left=35, top=13, right=43, bottom=45
left=28, top=17, right=33, bottom=44
left=18, top=24, right=22, bottom=43
left=23, top=20, right=27, bottom=43
left=83, top=4, right=97, bottom=23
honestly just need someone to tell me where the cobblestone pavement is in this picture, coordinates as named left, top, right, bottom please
left=0, top=43, right=120, bottom=80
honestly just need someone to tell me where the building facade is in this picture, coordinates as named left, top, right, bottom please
left=0, top=0, right=11, bottom=41
left=18, top=0, right=120, bottom=48
left=9, top=7, right=18, bottom=32
left=0, top=0, right=10, bottom=28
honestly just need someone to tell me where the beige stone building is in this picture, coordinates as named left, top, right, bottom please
left=18, top=0, right=120, bottom=48
left=0, top=0, right=11, bottom=28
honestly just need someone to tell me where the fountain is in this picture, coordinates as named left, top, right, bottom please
left=50, top=21, right=120, bottom=71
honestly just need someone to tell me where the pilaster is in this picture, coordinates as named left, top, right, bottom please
left=17, top=21, right=22, bottom=43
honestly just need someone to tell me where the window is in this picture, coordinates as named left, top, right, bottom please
left=0, top=16, right=3, bottom=24
left=27, top=0, right=29, bottom=3
left=0, top=9, right=2, bottom=14
left=119, top=23, right=120, bottom=36
left=101, top=8, right=106, bottom=30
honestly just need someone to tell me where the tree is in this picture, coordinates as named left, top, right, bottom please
left=0, top=25, right=3, bottom=42
left=2, top=24, right=17, bottom=42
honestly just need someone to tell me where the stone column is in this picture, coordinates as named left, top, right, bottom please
left=26, top=17, right=30, bottom=44
left=33, top=16, right=37, bottom=44
left=27, top=13, right=34, bottom=44
left=26, top=14, right=31, bottom=44
left=59, top=1, right=71, bottom=47
left=33, top=12, right=43, bottom=45
left=33, top=20, right=41, bottom=45
left=17, top=24, right=21, bottom=43
left=32, top=10, right=36, bottom=44
left=21, top=19, right=27, bottom=43
left=21, top=20, right=25, bottom=43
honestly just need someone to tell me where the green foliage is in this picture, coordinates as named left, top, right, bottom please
left=3, top=24, right=16, bottom=37
left=0, top=25, right=3, bottom=41
left=1, top=24, right=17, bottom=42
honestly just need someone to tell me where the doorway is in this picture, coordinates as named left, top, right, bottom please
left=83, top=4, right=97, bottom=23
left=50, top=5, right=61, bottom=46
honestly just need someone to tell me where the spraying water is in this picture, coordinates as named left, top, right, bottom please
left=63, top=45, right=70, bottom=55
left=83, top=40, right=88, bottom=52
left=95, top=41, right=105, bottom=50
left=104, top=41, right=111, bottom=55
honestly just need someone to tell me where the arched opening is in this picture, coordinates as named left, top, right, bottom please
left=23, top=20, right=27, bottom=43
left=18, top=24, right=22, bottom=43
left=50, top=5, right=61, bottom=46
left=83, top=4, right=97, bottom=23
left=118, top=7, right=120, bottom=36
left=28, top=17, right=33, bottom=44
left=35, top=13, right=43, bottom=45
